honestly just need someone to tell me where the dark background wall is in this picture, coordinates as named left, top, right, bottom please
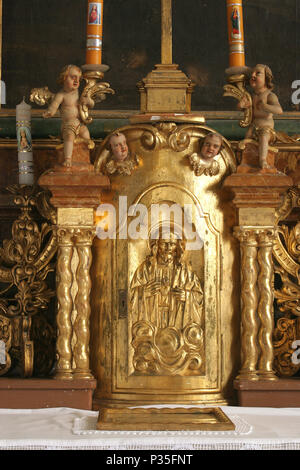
left=2, top=0, right=300, bottom=111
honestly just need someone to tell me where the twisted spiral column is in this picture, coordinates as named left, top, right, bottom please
left=55, top=227, right=74, bottom=379
left=72, top=228, right=95, bottom=379
left=234, top=228, right=259, bottom=380
left=257, top=229, right=278, bottom=380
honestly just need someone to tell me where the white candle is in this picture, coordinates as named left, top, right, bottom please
left=16, top=98, right=34, bottom=185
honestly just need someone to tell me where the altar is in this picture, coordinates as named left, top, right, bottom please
left=0, top=405, right=300, bottom=450
left=0, top=0, right=299, bottom=433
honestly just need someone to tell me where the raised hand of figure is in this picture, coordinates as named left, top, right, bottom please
left=145, top=279, right=162, bottom=297
left=171, top=287, right=186, bottom=302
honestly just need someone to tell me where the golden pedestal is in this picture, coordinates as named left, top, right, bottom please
left=224, top=157, right=293, bottom=390
left=39, top=141, right=110, bottom=383
left=138, top=64, right=195, bottom=114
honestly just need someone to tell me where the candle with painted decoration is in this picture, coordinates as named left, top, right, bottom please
left=226, top=0, right=245, bottom=67
left=86, top=0, right=104, bottom=65
left=16, top=98, right=34, bottom=185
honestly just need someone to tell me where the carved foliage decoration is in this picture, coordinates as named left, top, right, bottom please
left=0, top=185, right=57, bottom=377
left=273, top=187, right=300, bottom=376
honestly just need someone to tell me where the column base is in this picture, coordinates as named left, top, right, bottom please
left=0, top=378, right=97, bottom=410
left=236, top=370, right=259, bottom=381
left=73, top=370, right=94, bottom=380
left=234, top=378, right=300, bottom=407
left=257, top=370, right=278, bottom=381
left=54, top=370, right=74, bottom=380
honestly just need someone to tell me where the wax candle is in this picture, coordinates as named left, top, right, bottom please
left=226, top=0, right=245, bottom=67
left=16, top=98, right=34, bottom=185
left=86, top=0, right=104, bottom=65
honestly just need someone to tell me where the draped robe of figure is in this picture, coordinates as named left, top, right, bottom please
left=130, top=256, right=203, bottom=330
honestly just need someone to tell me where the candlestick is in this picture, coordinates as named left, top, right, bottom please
left=16, top=98, right=34, bottom=185
left=86, top=0, right=104, bottom=65
left=226, top=0, right=245, bottom=67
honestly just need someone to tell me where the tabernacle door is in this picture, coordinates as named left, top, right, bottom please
left=91, top=122, right=238, bottom=408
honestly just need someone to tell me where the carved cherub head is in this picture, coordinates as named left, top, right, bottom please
left=249, top=64, right=274, bottom=91
left=109, top=132, right=129, bottom=162
left=57, top=64, right=82, bottom=92
left=200, top=133, right=223, bottom=159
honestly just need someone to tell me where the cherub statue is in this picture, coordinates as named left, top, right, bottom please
left=30, top=64, right=114, bottom=168
left=105, top=132, right=138, bottom=176
left=189, top=132, right=223, bottom=176
left=238, top=64, right=283, bottom=169
left=42, top=65, right=94, bottom=167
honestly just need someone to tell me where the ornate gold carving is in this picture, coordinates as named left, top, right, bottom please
left=105, top=155, right=139, bottom=176
left=73, top=228, right=95, bottom=379
left=189, top=153, right=220, bottom=177
left=272, top=188, right=300, bottom=376
left=94, top=123, right=236, bottom=179
left=54, top=224, right=96, bottom=379
left=0, top=314, right=12, bottom=376
left=140, top=123, right=191, bottom=152
left=257, top=229, right=277, bottom=379
left=273, top=317, right=300, bottom=376
left=79, top=70, right=115, bottom=125
left=234, top=227, right=278, bottom=380
left=55, top=227, right=74, bottom=379
left=29, top=87, right=54, bottom=107
left=130, top=231, right=204, bottom=376
left=92, top=121, right=237, bottom=407
left=234, top=228, right=259, bottom=380
left=223, top=74, right=252, bottom=128
left=0, top=185, right=57, bottom=377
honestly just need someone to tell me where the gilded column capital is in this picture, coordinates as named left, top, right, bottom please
left=73, top=227, right=96, bottom=246
left=233, top=226, right=258, bottom=245
left=234, top=226, right=277, bottom=245
left=55, top=226, right=75, bottom=245
left=256, top=227, right=277, bottom=246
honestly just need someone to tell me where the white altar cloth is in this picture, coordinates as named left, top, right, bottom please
left=0, top=405, right=300, bottom=450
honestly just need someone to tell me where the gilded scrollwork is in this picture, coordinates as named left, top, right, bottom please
left=0, top=314, right=12, bottom=376
left=273, top=188, right=300, bottom=376
left=0, top=185, right=57, bottom=377
left=29, top=86, right=54, bottom=107
left=140, top=123, right=191, bottom=152
left=273, top=317, right=300, bottom=376
left=223, top=73, right=253, bottom=128
left=79, top=70, right=115, bottom=125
